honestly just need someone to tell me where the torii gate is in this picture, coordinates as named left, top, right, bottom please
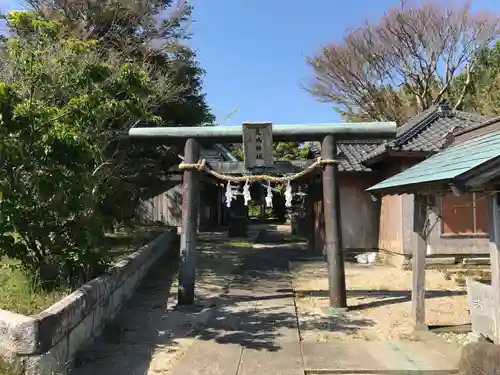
left=129, top=122, right=396, bottom=308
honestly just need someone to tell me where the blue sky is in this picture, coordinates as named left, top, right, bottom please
left=189, top=0, right=406, bottom=124
left=2, top=0, right=499, bottom=125
left=188, top=0, right=500, bottom=125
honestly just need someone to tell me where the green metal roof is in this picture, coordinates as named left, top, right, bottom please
left=367, top=129, right=500, bottom=193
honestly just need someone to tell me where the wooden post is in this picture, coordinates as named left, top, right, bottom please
left=178, top=138, right=200, bottom=306
left=306, top=180, right=316, bottom=254
left=260, top=204, right=266, bottom=222
left=217, top=186, right=222, bottom=226
left=412, top=195, right=427, bottom=330
left=322, top=135, right=347, bottom=308
left=488, top=192, right=500, bottom=343
left=228, top=195, right=248, bottom=237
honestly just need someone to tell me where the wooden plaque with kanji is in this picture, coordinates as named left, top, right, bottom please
left=242, top=122, right=273, bottom=168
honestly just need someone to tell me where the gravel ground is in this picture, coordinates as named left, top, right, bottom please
left=292, top=261, right=470, bottom=342
left=438, top=332, right=476, bottom=348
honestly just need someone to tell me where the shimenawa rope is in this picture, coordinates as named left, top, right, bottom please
left=178, top=157, right=337, bottom=183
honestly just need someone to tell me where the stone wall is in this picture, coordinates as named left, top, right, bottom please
left=0, top=229, right=179, bottom=375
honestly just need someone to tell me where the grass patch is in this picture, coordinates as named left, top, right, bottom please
left=0, top=261, right=70, bottom=315
left=0, top=225, right=168, bottom=315
left=227, top=240, right=253, bottom=247
left=443, top=268, right=491, bottom=287
left=103, top=225, right=167, bottom=261
left=0, top=358, right=22, bottom=375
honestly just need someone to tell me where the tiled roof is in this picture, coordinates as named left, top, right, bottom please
left=309, top=140, right=383, bottom=172
left=200, top=144, right=238, bottom=163
left=362, top=104, right=489, bottom=164
left=200, top=148, right=226, bottom=162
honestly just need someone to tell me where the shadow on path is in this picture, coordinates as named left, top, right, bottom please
left=191, top=229, right=374, bottom=352
left=73, top=247, right=179, bottom=375
left=72, top=229, right=372, bottom=375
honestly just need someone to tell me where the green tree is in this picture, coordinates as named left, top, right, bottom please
left=23, top=1, right=214, bottom=228
left=274, top=142, right=310, bottom=161
left=449, top=40, right=500, bottom=116
left=228, top=142, right=310, bottom=162
left=29, top=0, right=213, bottom=127
left=0, top=10, right=186, bottom=286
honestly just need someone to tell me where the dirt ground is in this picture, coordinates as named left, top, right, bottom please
left=291, top=261, right=470, bottom=342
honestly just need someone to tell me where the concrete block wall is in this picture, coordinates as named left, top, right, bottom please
left=0, top=229, right=179, bottom=375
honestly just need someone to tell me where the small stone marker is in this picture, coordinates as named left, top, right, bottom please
left=467, top=278, right=494, bottom=341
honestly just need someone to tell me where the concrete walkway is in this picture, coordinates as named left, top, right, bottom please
left=172, top=230, right=460, bottom=375
left=72, top=232, right=252, bottom=375
left=74, top=228, right=460, bottom=375
left=172, top=233, right=304, bottom=375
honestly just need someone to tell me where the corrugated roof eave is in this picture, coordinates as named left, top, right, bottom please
left=366, top=129, right=500, bottom=194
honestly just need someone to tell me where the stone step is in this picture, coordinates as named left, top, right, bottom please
left=301, top=341, right=459, bottom=374
left=238, top=342, right=303, bottom=375
left=462, top=257, right=490, bottom=266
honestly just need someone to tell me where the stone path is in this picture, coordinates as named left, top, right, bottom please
left=74, top=228, right=461, bottom=375
left=72, top=231, right=253, bottom=375
left=172, top=232, right=305, bottom=375
left=172, top=230, right=460, bottom=375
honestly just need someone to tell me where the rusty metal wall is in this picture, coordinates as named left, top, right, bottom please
left=406, top=194, right=490, bottom=256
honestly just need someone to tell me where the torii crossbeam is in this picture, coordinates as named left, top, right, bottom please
left=128, top=122, right=397, bottom=307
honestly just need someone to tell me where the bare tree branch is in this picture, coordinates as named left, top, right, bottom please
left=306, top=0, right=500, bottom=124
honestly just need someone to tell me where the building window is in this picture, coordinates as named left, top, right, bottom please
left=441, top=192, right=488, bottom=236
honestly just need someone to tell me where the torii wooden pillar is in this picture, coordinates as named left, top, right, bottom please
left=178, top=138, right=200, bottom=305
left=322, top=135, right=347, bottom=308
left=128, top=122, right=397, bottom=306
